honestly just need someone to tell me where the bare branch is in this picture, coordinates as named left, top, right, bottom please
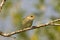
left=0, top=19, right=60, bottom=37
left=51, top=23, right=60, bottom=26
left=0, top=0, right=6, bottom=12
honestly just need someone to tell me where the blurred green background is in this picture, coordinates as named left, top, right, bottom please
left=0, top=0, right=60, bottom=40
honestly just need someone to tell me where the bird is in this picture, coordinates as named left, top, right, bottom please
left=21, top=15, right=35, bottom=29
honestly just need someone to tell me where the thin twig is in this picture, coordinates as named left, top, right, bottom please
left=0, top=19, right=60, bottom=37
left=0, top=0, right=6, bottom=12
left=51, top=23, right=60, bottom=26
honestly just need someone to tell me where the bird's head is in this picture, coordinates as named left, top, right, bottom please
left=26, top=15, right=35, bottom=20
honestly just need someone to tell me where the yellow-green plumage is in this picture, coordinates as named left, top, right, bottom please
left=21, top=15, right=35, bottom=29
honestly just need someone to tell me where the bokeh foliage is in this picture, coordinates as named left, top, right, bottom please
left=0, top=0, right=60, bottom=40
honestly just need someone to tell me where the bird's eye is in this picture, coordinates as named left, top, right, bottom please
left=30, top=16, right=33, bottom=17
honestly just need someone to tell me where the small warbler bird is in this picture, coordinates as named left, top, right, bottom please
left=21, top=15, right=35, bottom=29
